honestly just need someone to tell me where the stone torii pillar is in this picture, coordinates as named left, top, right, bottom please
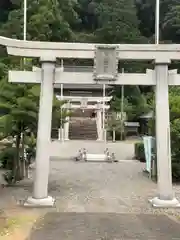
left=25, top=57, right=56, bottom=207
left=96, top=103, right=103, bottom=141
left=64, top=116, right=70, bottom=141
left=149, top=61, right=180, bottom=207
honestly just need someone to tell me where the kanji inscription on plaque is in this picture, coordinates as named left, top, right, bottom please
left=94, top=45, right=118, bottom=81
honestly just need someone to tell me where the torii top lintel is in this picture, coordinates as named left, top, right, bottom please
left=1, top=36, right=180, bottom=62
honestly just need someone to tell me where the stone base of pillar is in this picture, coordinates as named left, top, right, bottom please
left=96, top=139, right=103, bottom=141
left=103, top=129, right=107, bottom=142
left=97, top=130, right=103, bottom=141
left=149, top=197, right=180, bottom=208
left=24, top=196, right=55, bottom=207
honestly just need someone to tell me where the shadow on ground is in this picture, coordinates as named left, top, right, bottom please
left=27, top=212, right=180, bottom=240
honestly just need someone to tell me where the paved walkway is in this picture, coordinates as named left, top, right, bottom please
left=29, top=212, right=180, bottom=240
left=1, top=141, right=180, bottom=239
left=27, top=160, right=180, bottom=239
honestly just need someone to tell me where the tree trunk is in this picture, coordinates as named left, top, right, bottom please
left=25, top=145, right=29, bottom=179
left=21, top=132, right=26, bottom=178
left=13, top=133, right=22, bottom=182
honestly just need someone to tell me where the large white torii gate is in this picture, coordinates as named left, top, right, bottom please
left=1, top=36, right=180, bottom=208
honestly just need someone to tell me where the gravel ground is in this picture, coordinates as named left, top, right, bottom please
left=1, top=160, right=180, bottom=217
left=48, top=160, right=180, bottom=216
left=1, top=141, right=180, bottom=239
left=30, top=160, right=180, bottom=239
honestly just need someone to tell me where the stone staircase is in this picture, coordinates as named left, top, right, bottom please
left=71, top=109, right=93, bottom=118
left=69, top=118, right=98, bottom=140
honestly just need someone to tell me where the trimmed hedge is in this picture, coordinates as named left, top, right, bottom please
left=134, top=142, right=145, bottom=162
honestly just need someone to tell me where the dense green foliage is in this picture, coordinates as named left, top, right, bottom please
left=0, top=0, right=180, bottom=181
left=169, top=88, right=180, bottom=181
left=145, top=88, right=180, bottom=181
left=134, top=142, right=145, bottom=162
left=0, top=147, right=16, bottom=170
left=0, top=0, right=179, bottom=43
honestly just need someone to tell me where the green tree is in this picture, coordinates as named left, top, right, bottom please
left=162, top=4, right=180, bottom=43
left=95, top=0, right=144, bottom=43
left=147, top=87, right=180, bottom=181
left=169, top=87, right=180, bottom=181
left=111, top=88, right=150, bottom=121
left=0, top=0, right=76, bottom=41
left=0, top=78, right=38, bottom=181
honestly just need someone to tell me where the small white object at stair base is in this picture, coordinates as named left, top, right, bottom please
left=75, top=148, right=118, bottom=162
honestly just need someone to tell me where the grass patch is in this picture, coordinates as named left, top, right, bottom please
left=0, top=215, right=37, bottom=238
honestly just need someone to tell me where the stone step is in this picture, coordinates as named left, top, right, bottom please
left=69, top=130, right=96, bottom=133
left=71, top=109, right=95, bottom=118
left=50, top=140, right=135, bottom=161
left=70, top=137, right=97, bottom=140
left=69, top=118, right=97, bottom=140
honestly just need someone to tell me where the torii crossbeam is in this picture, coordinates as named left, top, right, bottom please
left=0, top=36, right=180, bottom=208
